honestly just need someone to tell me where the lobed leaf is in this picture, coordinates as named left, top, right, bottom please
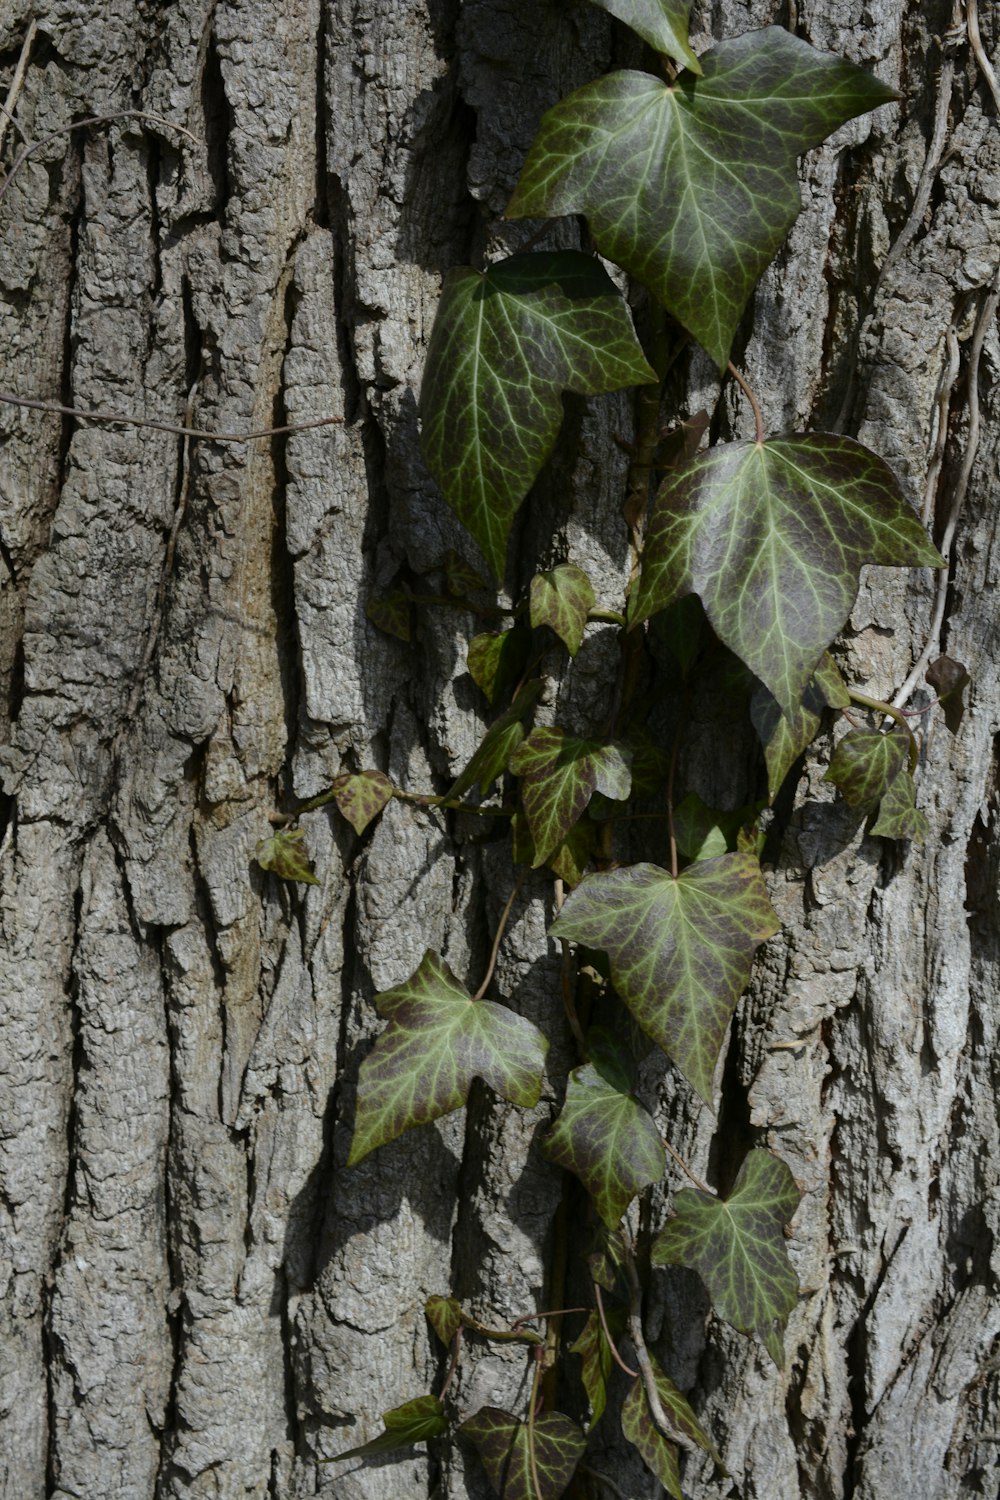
left=513, top=811, right=598, bottom=888
left=425, top=1294, right=463, bottom=1346
left=420, top=251, right=655, bottom=578
left=530, top=564, right=596, bottom=657
left=255, top=826, right=320, bottom=885
left=585, top=0, right=703, bottom=73
left=632, top=435, right=942, bottom=719
left=460, top=1407, right=586, bottom=1500
left=621, top=1355, right=722, bottom=1493
left=544, top=1056, right=665, bottom=1228
left=551, top=856, right=779, bottom=1103
left=333, top=771, right=395, bottom=836
left=510, top=728, right=632, bottom=867
left=870, top=766, right=928, bottom=842
left=332, top=1394, right=447, bottom=1462
left=468, top=625, right=532, bottom=704
left=751, top=653, right=849, bottom=801
left=349, top=951, right=548, bottom=1164
left=570, top=1309, right=621, bottom=1427
left=824, top=724, right=909, bottom=813
left=508, top=29, right=896, bottom=369
left=652, top=1148, right=801, bottom=1365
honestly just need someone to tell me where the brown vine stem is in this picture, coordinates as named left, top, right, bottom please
left=472, top=872, right=527, bottom=1001
left=592, top=1280, right=639, bottom=1379
left=438, top=1327, right=463, bottom=1399
left=622, top=1238, right=698, bottom=1456
left=727, top=361, right=765, bottom=445
left=664, top=1138, right=712, bottom=1196
left=0, top=19, right=37, bottom=161
left=509, top=1306, right=587, bottom=1332
left=0, top=109, right=201, bottom=212
left=526, top=1351, right=545, bottom=1500
left=967, top=0, right=1000, bottom=116
left=0, top=390, right=344, bottom=444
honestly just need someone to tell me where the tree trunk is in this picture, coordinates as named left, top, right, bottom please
left=0, top=1, right=997, bottom=1497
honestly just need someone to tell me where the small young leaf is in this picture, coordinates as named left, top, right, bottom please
left=673, top=792, right=737, bottom=862
left=544, top=1055, right=665, bottom=1228
left=460, top=1407, right=586, bottom=1500
left=513, top=811, right=599, bottom=889
left=510, top=728, right=632, bottom=867
left=652, top=1148, right=801, bottom=1366
left=550, top=856, right=779, bottom=1103
left=426, top=1294, right=463, bottom=1346
left=751, top=653, right=848, bottom=800
left=349, top=951, right=548, bottom=1164
left=824, top=725, right=909, bottom=813
left=366, top=591, right=412, bottom=642
left=570, top=1309, right=622, bottom=1427
left=468, top=626, right=532, bottom=705
left=621, top=1355, right=722, bottom=1492
left=632, top=435, right=941, bottom=718
left=448, top=680, right=543, bottom=800
left=333, top=771, right=395, bottom=835
left=332, top=1393, right=447, bottom=1461
left=926, top=653, right=969, bottom=734
left=421, top=252, right=656, bottom=578
left=530, top=564, right=597, bottom=657
left=870, top=767, right=928, bottom=842
left=508, top=29, right=896, bottom=369
left=585, top=0, right=702, bottom=73
left=255, top=826, right=320, bottom=885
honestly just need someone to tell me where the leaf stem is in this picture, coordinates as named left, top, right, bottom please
left=727, top=361, right=766, bottom=445
left=438, top=1327, right=463, bottom=1399
left=664, top=1138, right=712, bottom=1196
left=622, top=1239, right=697, bottom=1454
left=527, top=1350, right=545, bottom=1500
left=472, top=873, right=527, bottom=1001
left=846, top=690, right=919, bottom=772
left=510, top=1306, right=588, bottom=1332
left=587, top=607, right=627, bottom=628
left=592, top=1281, right=638, bottom=1379
left=667, top=732, right=680, bottom=880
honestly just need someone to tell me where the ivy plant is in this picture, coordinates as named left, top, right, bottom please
left=260, top=1, right=952, bottom=1492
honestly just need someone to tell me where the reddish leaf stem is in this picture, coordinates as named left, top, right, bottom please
left=727, top=361, right=766, bottom=445
left=473, top=872, right=527, bottom=1001
left=438, top=1327, right=463, bottom=1399
left=592, top=1281, right=638, bottom=1380
left=666, top=733, right=680, bottom=880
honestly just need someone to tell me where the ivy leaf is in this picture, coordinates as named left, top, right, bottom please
left=824, top=725, right=910, bottom=813
left=468, top=626, right=532, bottom=704
left=460, top=1408, right=586, bottom=1500
left=544, top=1044, right=665, bottom=1228
left=621, top=1356, right=722, bottom=1493
left=588, top=1225, right=628, bottom=1292
left=673, top=792, right=743, bottom=862
left=751, top=653, right=849, bottom=801
left=333, top=1394, right=447, bottom=1461
left=366, top=591, right=412, bottom=642
left=348, top=951, right=548, bottom=1164
left=926, top=654, right=970, bottom=734
left=332, top=771, right=395, bottom=836
left=513, top=811, right=598, bottom=889
left=632, top=435, right=942, bottom=718
left=510, top=728, right=632, bottom=866
left=255, top=826, right=320, bottom=885
left=426, top=1294, right=463, bottom=1346
left=507, top=29, right=896, bottom=369
left=449, top=681, right=543, bottom=799
left=652, top=1148, right=801, bottom=1366
left=870, top=767, right=928, bottom=842
left=443, top=548, right=488, bottom=598
left=550, top=856, right=779, bottom=1103
left=420, top=251, right=655, bottom=578
left=570, top=1309, right=622, bottom=1427
left=585, top=0, right=703, bottom=73
left=530, top=564, right=596, bottom=657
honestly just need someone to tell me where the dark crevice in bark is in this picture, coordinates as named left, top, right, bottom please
left=270, top=274, right=303, bottom=793
left=200, top=29, right=232, bottom=219
left=56, top=141, right=84, bottom=491
left=313, top=0, right=331, bottom=228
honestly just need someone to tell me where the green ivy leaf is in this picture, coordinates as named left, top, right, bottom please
left=621, top=1355, right=722, bottom=1493
left=585, top=0, right=702, bottom=73
left=507, top=29, right=896, bottom=369
left=569, top=1309, right=622, bottom=1427
left=255, top=826, right=320, bottom=885
left=588, top=1225, right=627, bottom=1292
left=460, top=1408, right=586, bottom=1500
left=530, top=564, right=596, bottom=657
left=544, top=1047, right=665, bottom=1228
left=443, top=548, right=488, bottom=598
left=348, top=951, right=548, bottom=1164
left=332, top=771, right=395, bottom=836
left=468, top=626, right=532, bottom=704
left=512, top=811, right=598, bottom=888
left=673, top=792, right=745, bottom=862
left=332, top=1394, right=447, bottom=1462
left=420, top=251, right=655, bottom=578
left=870, top=766, right=928, bottom=842
left=751, top=653, right=849, bottom=801
left=449, top=681, right=543, bottom=799
left=632, top=435, right=942, bottom=718
left=510, top=728, right=632, bottom=867
left=366, top=591, right=412, bottom=642
left=824, top=724, right=910, bottom=812
left=550, top=855, right=779, bottom=1103
left=652, top=1148, right=801, bottom=1366
left=426, top=1294, right=463, bottom=1346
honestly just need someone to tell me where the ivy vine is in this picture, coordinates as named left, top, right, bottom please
left=258, top=2, right=957, bottom=1493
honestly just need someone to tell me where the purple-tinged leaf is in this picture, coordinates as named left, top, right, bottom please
left=255, top=826, right=319, bottom=886
left=926, top=654, right=969, bottom=734
left=510, top=727, right=632, bottom=866
left=426, top=1294, right=463, bottom=1346
left=333, top=771, right=395, bottom=836
left=468, top=626, right=532, bottom=705
left=570, top=1308, right=622, bottom=1427
left=751, top=653, right=848, bottom=801
left=530, top=564, right=597, bottom=657
left=824, top=725, right=909, bottom=813
left=366, top=591, right=412, bottom=642
left=870, top=767, right=928, bottom=842
left=512, top=812, right=597, bottom=889
left=460, top=1407, right=585, bottom=1500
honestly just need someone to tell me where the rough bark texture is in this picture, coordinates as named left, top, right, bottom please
left=0, top=1, right=997, bottom=1497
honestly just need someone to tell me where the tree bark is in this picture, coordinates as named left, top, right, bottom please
left=0, top=1, right=997, bottom=1497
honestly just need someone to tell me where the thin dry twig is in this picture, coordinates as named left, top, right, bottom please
left=664, top=1138, right=712, bottom=1196
left=0, top=389, right=343, bottom=444
left=592, top=1280, right=639, bottom=1380
left=472, top=873, right=527, bottom=1001
left=967, top=0, right=1000, bottom=116
left=0, top=19, right=37, bottom=161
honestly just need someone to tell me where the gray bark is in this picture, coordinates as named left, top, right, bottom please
left=0, top=0, right=997, bottom=1497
